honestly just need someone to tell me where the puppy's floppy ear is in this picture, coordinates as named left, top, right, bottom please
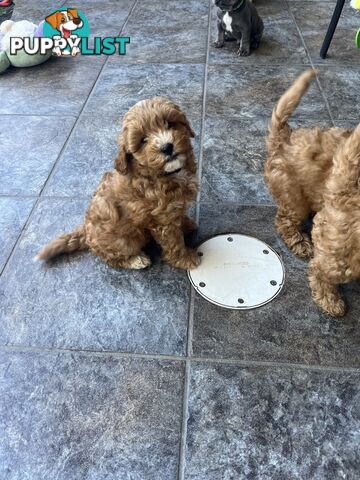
left=181, top=115, right=195, bottom=138
left=171, top=105, right=195, bottom=138
left=114, top=143, right=132, bottom=175
left=45, top=11, right=61, bottom=30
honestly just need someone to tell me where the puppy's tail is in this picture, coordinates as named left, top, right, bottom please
left=267, top=69, right=317, bottom=153
left=326, top=123, right=360, bottom=195
left=35, top=225, right=88, bottom=261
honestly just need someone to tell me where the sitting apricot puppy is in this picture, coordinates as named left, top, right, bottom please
left=265, top=69, right=359, bottom=316
left=37, top=97, right=200, bottom=271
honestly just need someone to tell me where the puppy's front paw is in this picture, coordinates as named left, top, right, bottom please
left=128, top=253, right=151, bottom=270
left=317, top=295, right=346, bottom=318
left=171, top=249, right=201, bottom=271
left=213, top=41, right=224, bottom=48
left=237, top=47, right=250, bottom=56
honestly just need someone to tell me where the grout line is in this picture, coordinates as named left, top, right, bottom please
left=0, top=195, right=275, bottom=207
left=0, top=194, right=39, bottom=199
left=0, top=197, right=39, bottom=277
left=178, top=290, right=195, bottom=478
left=0, top=344, right=186, bottom=362
left=186, top=293, right=195, bottom=359
left=207, top=62, right=313, bottom=67
left=0, top=194, right=91, bottom=200
left=285, top=0, right=335, bottom=125
left=0, top=0, right=139, bottom=279
left=0, top=344, right=359, bottom=374
left=195, top=0, right=212, bottom=225
left=189, top=356, right=360, bottom=374
left=177, top=293, right=195, bottom=478
left=179, top=3, right=213, bottom=477
left=0, top=113, right=78, bottom=118
left=178, top=360, right=191, bottom=480
left=194, top=201, right=276, bottom=208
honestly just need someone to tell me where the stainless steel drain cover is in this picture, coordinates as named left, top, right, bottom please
left=188, top=234, right=285, bottom=310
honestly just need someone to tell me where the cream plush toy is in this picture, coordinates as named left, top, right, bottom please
left=0, top=19, right=37, bottom=50
left=0, top=19, right=51, bottom=73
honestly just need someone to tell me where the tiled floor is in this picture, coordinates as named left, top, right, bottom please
left=1, top=1, right=360, bottom=479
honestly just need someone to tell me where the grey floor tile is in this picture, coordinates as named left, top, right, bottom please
left=121, top=29, right=208, bottom=64
left=206, top=65, right=330, bottom=120
left=201, top=116, right=273, bottom=205
left=44, top=115, right=121, bottom=197
left=317, top=67, right=360, bottom=121
left=290, top=1, right=358, bottom=31
left=12, top=0, right=64, bottom=23
left=209, top=0, right=309, bottom=65
left=185, top=362, right=360, bottom=480
left=122, top=0, right=209, bottom=63
left=74, top=0, right=135, bottom=38
left=0, top=115, right=76, bottom=195
left=191, top=204, right=360, bottom=368
left=333, top=119, right=359, bottom=130
left=0, top=350, right=184, bottom=480
left=301, top=30, right=359, bottom=66
left=290, top=0, right=359, bottom=65
left=200, top=116, right=334, bottom=205
left=44, top=114, right=201, bottom=197
left=0, top=198, right=191, bottom=355
left=84, top=63, right=205, bottom=117
left=0, top=55, right=105, bottom=116
left=0, top=198, right=35, bottom=272
left=125, top=0, right=209, bottom=29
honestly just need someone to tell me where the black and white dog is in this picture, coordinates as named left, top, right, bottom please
left=214, top=0, right=264, bottom=56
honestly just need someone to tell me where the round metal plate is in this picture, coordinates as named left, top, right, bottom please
left=188, top=234, right=285, bottom=310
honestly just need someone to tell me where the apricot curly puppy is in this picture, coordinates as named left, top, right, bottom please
left=309, top=124, right=360, bottom=317
left=37, top=97, right=200, bottom=271
left=265, top=69, right=359, bottom=316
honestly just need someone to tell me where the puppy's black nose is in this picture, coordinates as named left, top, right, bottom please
left=73, top=17, right=82, bottom=25
left=160, top=143, right=174, bottom=156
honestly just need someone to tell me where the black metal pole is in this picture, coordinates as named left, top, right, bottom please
left=320, top=0, right=346, bottom=59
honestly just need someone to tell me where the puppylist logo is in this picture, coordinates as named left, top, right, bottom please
left=9, top=6, right=130, bottom=57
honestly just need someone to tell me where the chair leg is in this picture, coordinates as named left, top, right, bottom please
left=320, top=0, right=346, bottom=59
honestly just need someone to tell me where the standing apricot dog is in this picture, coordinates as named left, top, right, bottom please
left=309, top=124, right=360, bottom=316
left=37, top=97, right=200, bottom=271
left=265, top=69, right=360, bottom=316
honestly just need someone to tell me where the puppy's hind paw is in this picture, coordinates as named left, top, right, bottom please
left=317, top=295, right=346, bottom=318
left=237, top=47, right=250, bottom=56
left=128, top=253, right=151, bottom=270
left=213, top=41, right=224, bottom=48
left=290, top=235, right=314, bottom=258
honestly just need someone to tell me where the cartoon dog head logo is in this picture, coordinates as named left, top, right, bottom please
left=43, top=6, right=90, bottom=56
left=45, top=9, right=83, bottom=39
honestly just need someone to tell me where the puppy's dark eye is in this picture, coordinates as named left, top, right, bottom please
left=140, top=137, right=148, bottom=145
left=167, top=122, right=176, bottom=130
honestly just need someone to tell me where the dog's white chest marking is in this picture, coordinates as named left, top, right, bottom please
left=223, top=12, right=233, bottom=33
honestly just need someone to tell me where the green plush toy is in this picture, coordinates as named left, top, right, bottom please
left=0, top=19, right=51, bottom=73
